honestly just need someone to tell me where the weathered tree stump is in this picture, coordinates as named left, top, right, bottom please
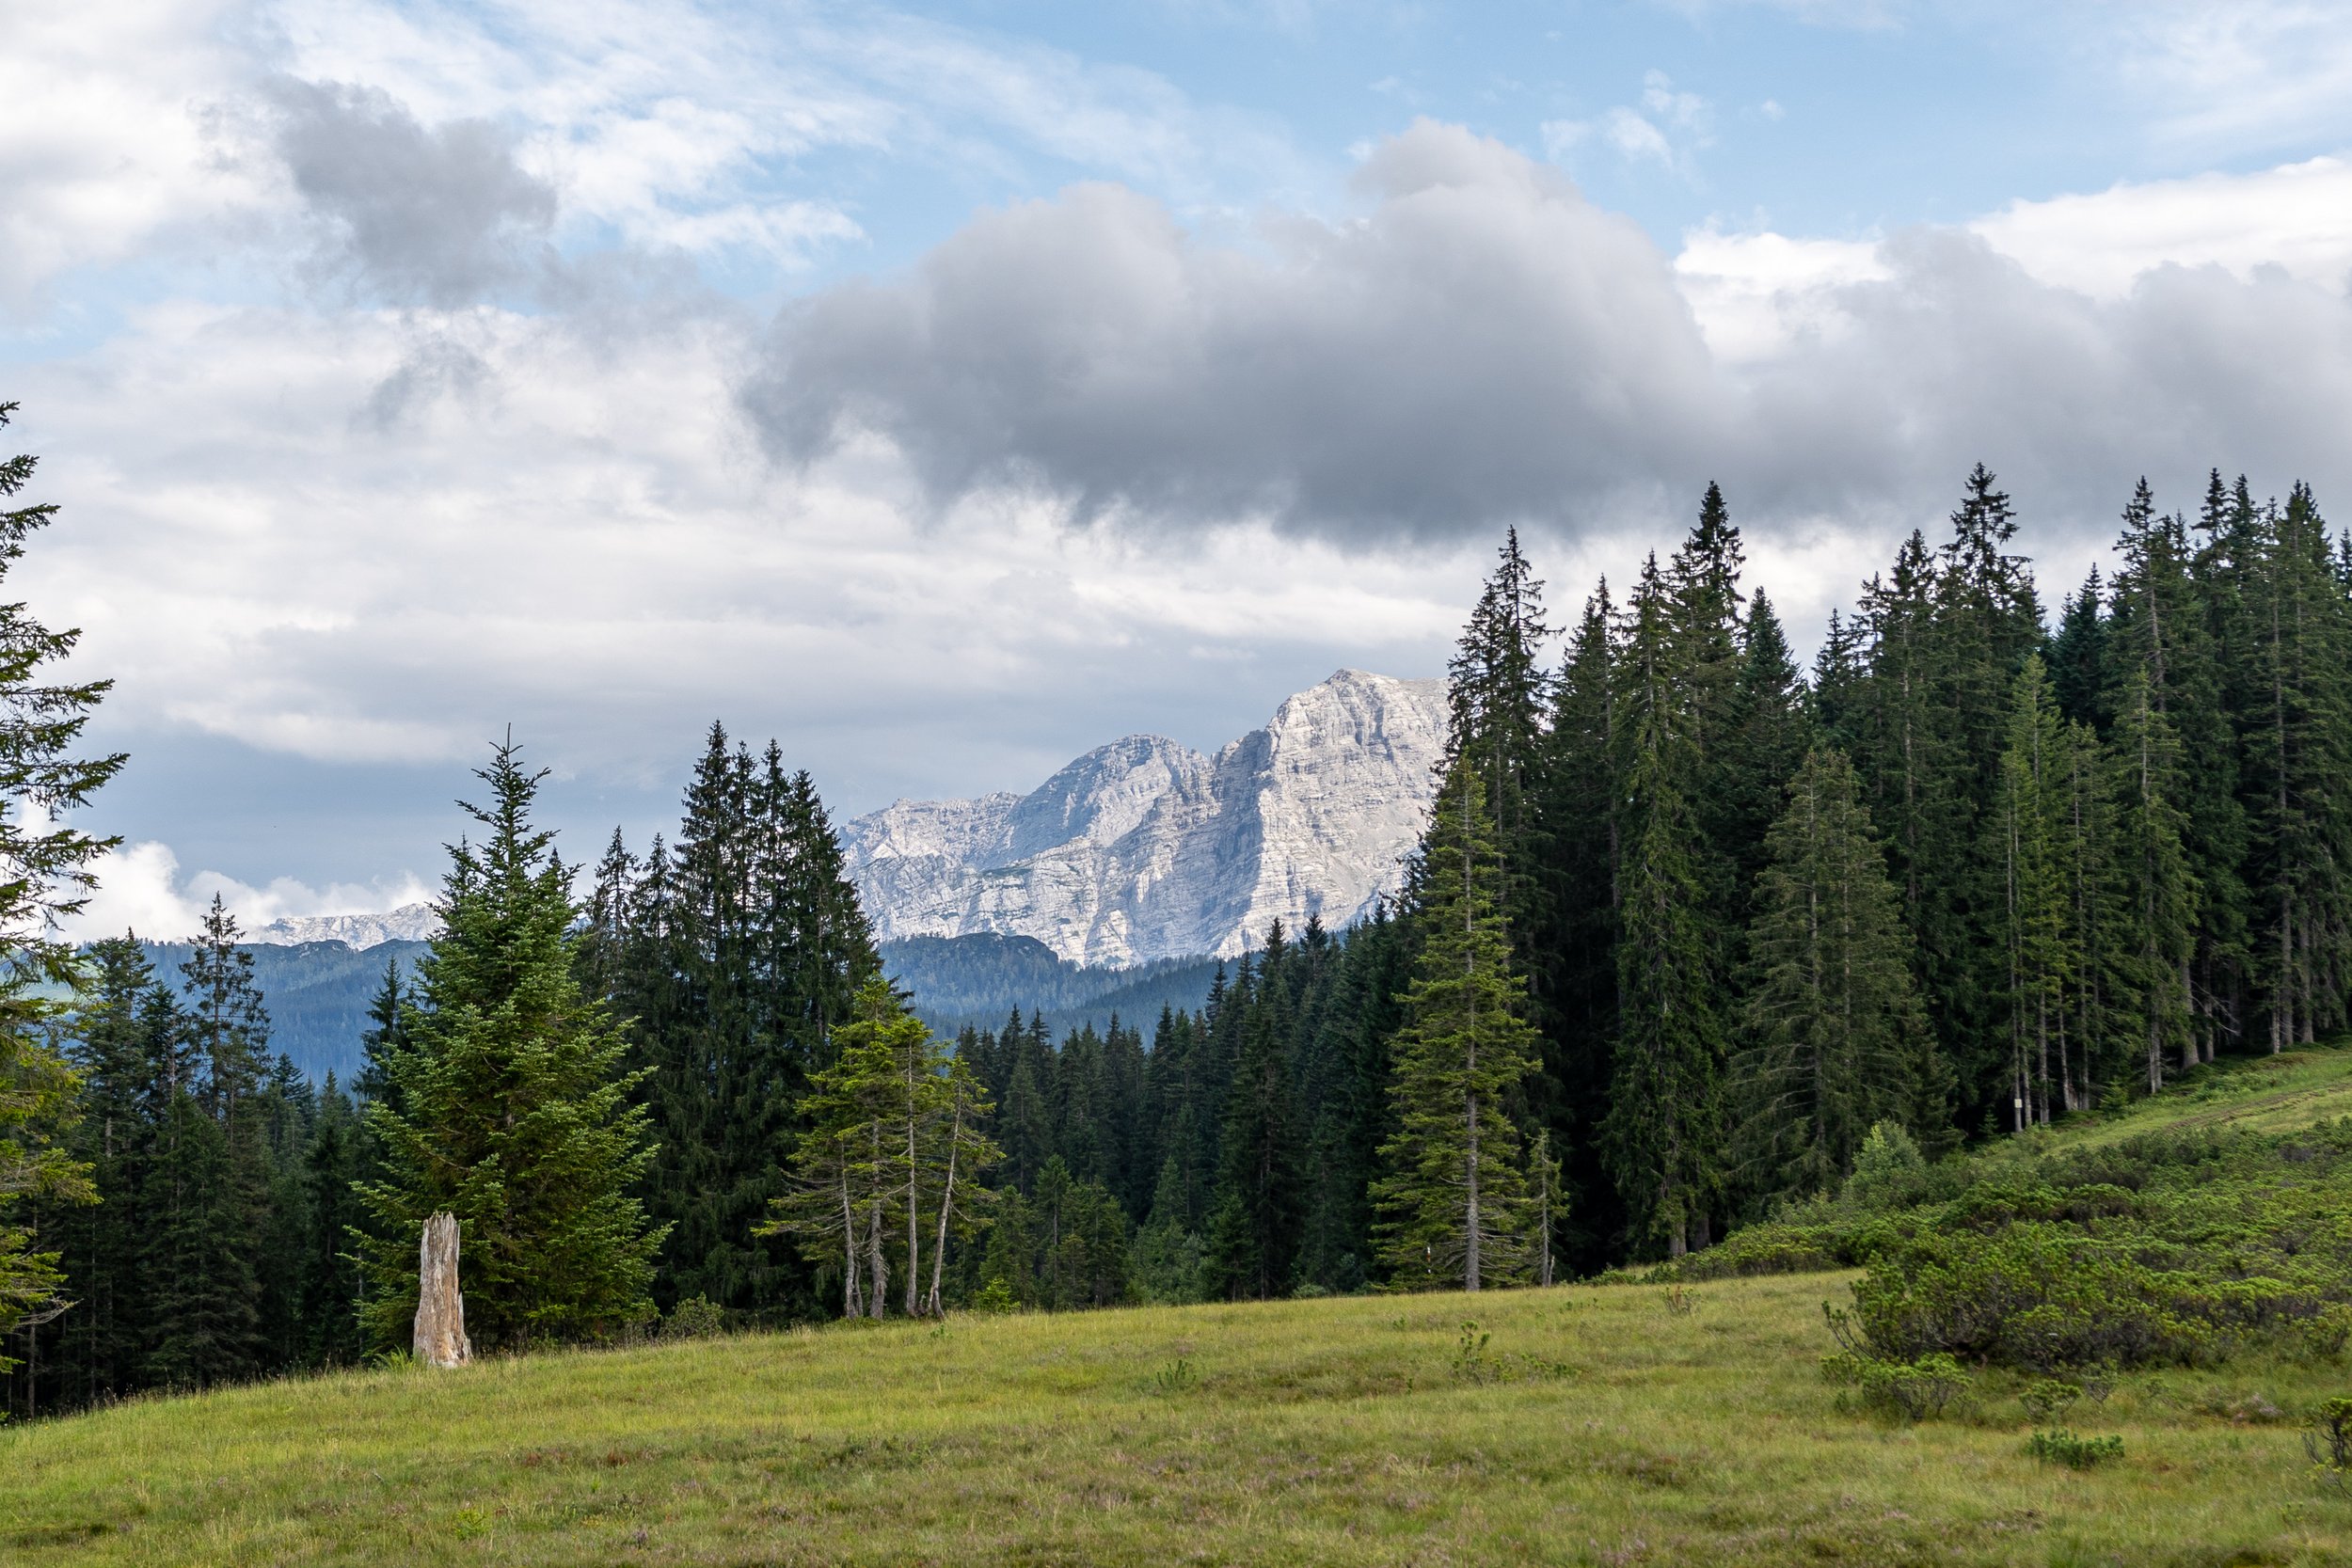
left=413, top=1212, right=473, bottom=1367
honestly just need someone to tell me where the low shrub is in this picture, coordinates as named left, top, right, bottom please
left=2019, top=1378, right=2082, bottom=1422
left=1821, top=1347, right=1971, bottom=1421
left=2306, top=1397, right=2352, bottom=1493
left=1656, top=1224, right=1845, bottom=1281
left=2025, top=1429, right=2124, bottom=1469
left=1834, top=1123, right=2352, bottom=1372
left=661, top=1295, right=727, bottom=1340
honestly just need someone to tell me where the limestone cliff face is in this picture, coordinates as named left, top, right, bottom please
left=841, top=670, right=1448, bottom=964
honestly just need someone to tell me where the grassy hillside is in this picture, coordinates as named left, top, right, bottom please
left=12, top=1047, right=2352, bottom=1566
left=2045, top=1043, right=2352, bottom=1149
left=8, top=1273, right=2352, bottom=1565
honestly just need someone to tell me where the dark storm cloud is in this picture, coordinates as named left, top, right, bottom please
left=742, top=121, right=1734, bottom=542
left=267, top=79, right=557, bottom=308
left=742, top=119, right=2352, bottom=547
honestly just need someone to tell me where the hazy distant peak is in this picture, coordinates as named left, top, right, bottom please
left=247, top=902, right=441, bottom=950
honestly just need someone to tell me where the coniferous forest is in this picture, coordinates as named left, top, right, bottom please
left=8, top=415, right=2352, bottom=1417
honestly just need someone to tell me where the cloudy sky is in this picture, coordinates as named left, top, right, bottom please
left=8, top=0, right=2352, bottom=938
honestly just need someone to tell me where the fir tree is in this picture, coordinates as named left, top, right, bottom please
left=1204, top=925, right=1303, bottom=1300
left=1992, top=656, right=2074, bottom=1127
left=1602, top=558, right=1725, bottom=1257
left=1733, top=749, right=1943, bottom=1202
left=1534, top=582, right=1622, bottom=1270
left=0, top=403, right=121, bottom=1368
left=358, top=739, right=665, bottom=1353
left=1374, top=768, right=1539, bottom=1290
left=299, top=1078, right=366, bottom=1366
left=2108, top=671, right=2201, bottom=1092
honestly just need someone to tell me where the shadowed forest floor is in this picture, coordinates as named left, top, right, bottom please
left=7, top=1264, right=2352, bottom=1566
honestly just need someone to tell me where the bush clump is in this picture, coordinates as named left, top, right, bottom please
left=1834, top=1123, right=2352, bottom=1372
left=2024, top=1429, right=2124, bottom=1468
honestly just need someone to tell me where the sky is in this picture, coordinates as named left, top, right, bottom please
left=8, top=0, right=2352, bottom=939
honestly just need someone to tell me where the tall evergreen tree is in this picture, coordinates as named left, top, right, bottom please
left=2107, top=671, right=2201, bottom=1092
left=1602, top=557, right=1725, bottom=1256
left=1991, top=655, right=2076, bottom=1127
left=1732, top=749, right=1944, bottom=1203
left=0, top=402, right=120, bottom=1370
left=1374, top=768, right=1539, bottom=1290
left=358, top=740, right=665, bottom=1353
left=1532, top=582, right=1621, bottom=1269
left=1205, top=925, right=1303, bottom=1300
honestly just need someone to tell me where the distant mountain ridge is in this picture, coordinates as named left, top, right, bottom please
left=841, top=669, right=1448, bottom=965
left=141, top=939, right=433, bottom=1085
left=879, top=934, right=1221, bottom=1041
left=247, top=903, right=439, bottom=949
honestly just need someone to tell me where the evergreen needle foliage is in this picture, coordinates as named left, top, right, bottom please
left=1733, top=747, right=1947, bottom=1198
left=1373, top=767, right=1540, bottom=1291
left=357, top=739, right=664, bottom=1353
left=0, top=404, right=122, bottom=1380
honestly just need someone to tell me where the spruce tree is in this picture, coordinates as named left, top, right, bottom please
left=1602, top=558, right=1725, bottom=1257
left=1205, top=925, right=1303, bottom=1300
left=1991, top=656, right=2075, bottom=1127
left=2108, top=671, right=2201, bottom=1092
left=1534, top=583, right=1622, bottom=1270
left=48, top=939, right=163, bottom=1405
left=299, top=1078, right=366, bottom=1366
left=358, top=739, right=665, bottom=1352
left=2048, top=566, right=2110, bottom=731
left=1733, top=749, right=1943, bottom=1202
left=2241, top=484, right=2352, bottom=1049
left=0, top=403, right=121, bottom=1367
left=1445, top=527, right=1553, bottom=943
left=1374, top=768, right=1539, bottom=1290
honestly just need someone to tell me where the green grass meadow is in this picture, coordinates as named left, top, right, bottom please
left=14, top=1045, right=2352, bottom=1566
left=7, top=1273, right=2352, bottom=1566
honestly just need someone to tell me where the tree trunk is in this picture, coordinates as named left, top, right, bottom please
left=413, top=1212, right=473, bottom=1368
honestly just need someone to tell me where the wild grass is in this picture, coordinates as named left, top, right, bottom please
left=8, top=1274, right=2352, bottom=1566
left=2049, top=1042, right=2352, bottom=1149
left=13, top=1046, right=2352, bottom=1565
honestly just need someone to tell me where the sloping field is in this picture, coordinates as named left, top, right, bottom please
left=7, top=1271, right=2351, bottom=1567
left=2050, top=1042, right=2352, bottom=1149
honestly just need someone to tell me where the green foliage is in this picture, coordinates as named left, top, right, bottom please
left=2305, top=1397, right=2352, bottom=1493
left=2025, top=1429, right=2124, bottom=1468
left=662, top=1295, right=727, bottom=1340
left=1373, top=768, right=1539, bottom=1291
left=358, top=739, right=665, bottom=1354
left=0, top=403, right=121, bottom=1372
left=590, top=727, right=883, bottom=1323
left=1734, top=749, right=1946, bottom=1203
left=1820, top=1348, right=1970, bottom=1421
left=1838, top=1124, right=2352, bottom=1371
left=2019, top=1377, right=2083, bottom=1421
left=1149, top=1356, right=1198, bottom=1395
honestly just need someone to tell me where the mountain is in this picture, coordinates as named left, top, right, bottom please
left=247, top=903, right=440, bottom=948
left=841, top=669, right=1449, bottom=965
left=880, top=934, right=1223, bottom=1040
left=142, top=939, right=434, bottom=1085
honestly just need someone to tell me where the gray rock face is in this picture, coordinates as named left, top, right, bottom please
left=842, top=669, right=1449, bottom=965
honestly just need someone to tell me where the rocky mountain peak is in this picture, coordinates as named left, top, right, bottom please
left=840, top=669, right=1449, bottom=965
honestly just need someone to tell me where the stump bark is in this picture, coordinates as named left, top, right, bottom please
left=413, top=1212, right=473, bottom=1367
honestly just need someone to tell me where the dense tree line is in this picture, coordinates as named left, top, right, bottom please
left=12, top=384, right=2352, bottom=1413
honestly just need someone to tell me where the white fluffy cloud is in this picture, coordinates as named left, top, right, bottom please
left=10, top=0, right=2352, bottom=910
left=0, top=0, right=264, bottom=305
left=66, top=837, right=433, bottom=943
